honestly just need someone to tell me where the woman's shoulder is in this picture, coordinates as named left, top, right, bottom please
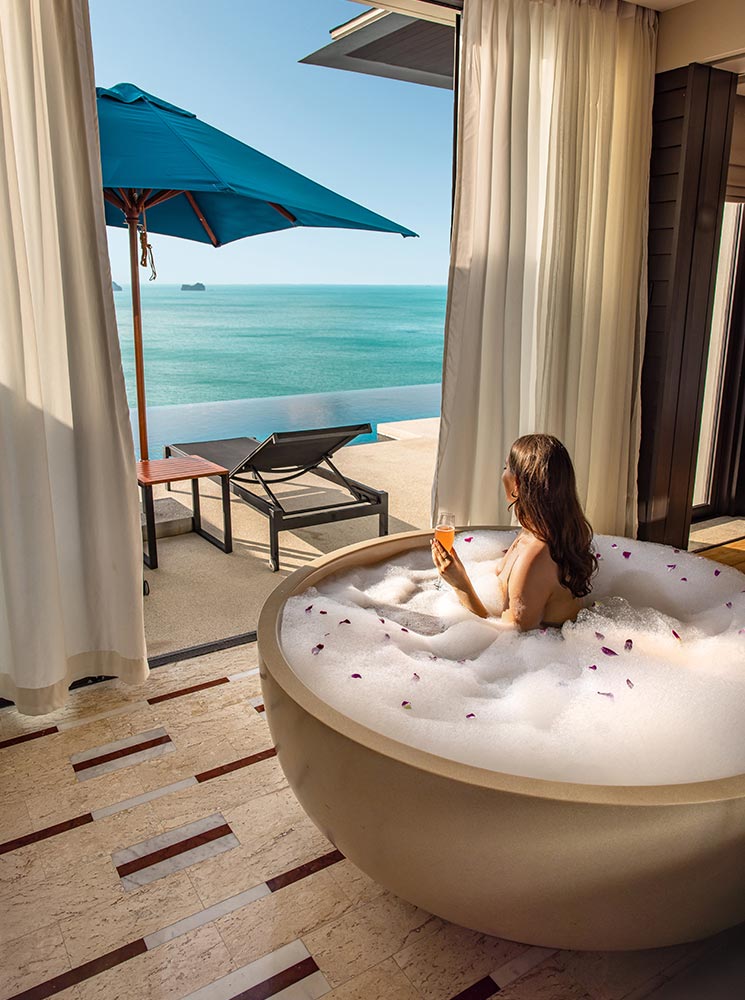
left=519, top=533, right=551, bottom=558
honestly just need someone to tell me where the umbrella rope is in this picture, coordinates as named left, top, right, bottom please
left=138, top=211, right=157, bottom=281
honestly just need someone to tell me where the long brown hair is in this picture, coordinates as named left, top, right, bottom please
left=508, top=435, right=596, bottom=598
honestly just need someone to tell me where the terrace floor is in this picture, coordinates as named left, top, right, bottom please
left=3, top=420, right=745, bottom=999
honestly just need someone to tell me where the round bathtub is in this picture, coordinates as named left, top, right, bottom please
left=257, top=528, right=745, bottom=951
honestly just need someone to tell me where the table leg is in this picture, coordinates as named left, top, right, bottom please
left=191, top=478, right=202, bottom=533
left=141, top=484, right=158, bottom=569
left=192, top=476, right=231, bottom=553
left=221, top=474, right=233, bottom=553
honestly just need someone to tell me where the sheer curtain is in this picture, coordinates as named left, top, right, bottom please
left=433, top=0, right=656, bottom=535
left=0, top=0, right=148, bottom=714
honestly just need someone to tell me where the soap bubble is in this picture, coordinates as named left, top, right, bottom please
left=280, top=532, right=745, bottom=786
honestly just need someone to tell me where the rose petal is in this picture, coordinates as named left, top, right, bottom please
left=715, top=569, right=721, bottom=577
left=672, top=630, right=681, bottom=640
left=384, top=633, right=390, bottom=640
left=666, top=564, right=676, bottom=571
left=726, top=602, right=733, bottom=609
left=596, top=553, right=603, bottom=560
left=401, top=701, right=412, bottom=710
left=379, top=617, right=385, bottom=624
left=601, top=646, right=618, bottom=656
left=339, top=619, right=351, bottom=625
left=588, top=664, right=598, bottom=670
left=311, top=644, right=324, bottom=655
left=595, top=631, right=605, bottom=640
left=429, top=654, right=438, bottom=660
left=624, top=639, right=633, bottom=651
left=597, top=691, right=614, bottom=699
left=305, top=605, right=313, bottom=613
left=622, top=551, right=631, bottom=559
left=324, top=632, right=330, bottom=637
left=466, top=712, right=476, bottom=719
left=626, top=678, right=634, bottom=689
left=464, top=536, right=473, bottom=542
left=401, top=628, right=409, bottom=633
left=351, top=673, right=362, bottom=679
left=319, top=610, right=327, bottom=615
left=611, top=543, right=618, bottom=548
left=680, top=577, right=688, bottom=582
left=412, top=672, right=420, bottom=682
left=673, top=548, right=681, bottom=553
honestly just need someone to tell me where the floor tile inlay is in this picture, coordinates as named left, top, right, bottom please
left=70, top=726, right=175, bottom=781
left=180, top=939, right=329, bottom=1000
left=112, top=812, right=239, bottom=889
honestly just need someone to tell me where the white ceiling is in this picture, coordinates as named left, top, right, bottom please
left=349, top=0, right=698, bottom=17
left=637, top=0, right=696, bottom=10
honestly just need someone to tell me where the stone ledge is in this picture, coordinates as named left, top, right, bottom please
left=140, top=497, right=193, bottom=539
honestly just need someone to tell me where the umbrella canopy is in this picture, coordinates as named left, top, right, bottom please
left=98, top=83, right=417, bottom=458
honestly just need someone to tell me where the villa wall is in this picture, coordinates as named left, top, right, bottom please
left=657, top=0, right=745, bottom=73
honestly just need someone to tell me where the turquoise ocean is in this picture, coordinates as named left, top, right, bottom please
left=113, top=284, right=447, bottom=456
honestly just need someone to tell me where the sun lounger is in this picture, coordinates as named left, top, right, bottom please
left=165, top=424, right=388, bottom=570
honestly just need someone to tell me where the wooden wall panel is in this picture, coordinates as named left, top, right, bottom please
left=637, top=64, right=737, bottom=545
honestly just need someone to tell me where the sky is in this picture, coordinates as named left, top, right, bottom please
left=89, top=0, right=453, bottom=285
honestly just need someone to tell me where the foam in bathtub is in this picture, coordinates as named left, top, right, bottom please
left=280, top=532, right=745, bottom=786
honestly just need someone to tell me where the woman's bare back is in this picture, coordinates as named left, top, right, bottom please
left=496, top=532, right=582, bottom=629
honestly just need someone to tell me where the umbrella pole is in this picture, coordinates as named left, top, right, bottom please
left=126, top=209, right=149, bottom=461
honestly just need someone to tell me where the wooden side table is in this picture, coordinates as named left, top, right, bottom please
left=136, top=456, right=233, bottom=569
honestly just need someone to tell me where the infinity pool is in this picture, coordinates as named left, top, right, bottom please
left=130, top=383, right=441, bottom=458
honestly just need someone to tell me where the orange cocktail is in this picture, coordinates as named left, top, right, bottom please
left=435, top=524, right=455, bottom=551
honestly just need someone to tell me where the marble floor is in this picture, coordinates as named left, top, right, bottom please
left=3, top=620, right=745, bottom=1000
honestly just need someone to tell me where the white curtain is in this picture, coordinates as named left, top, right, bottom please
left=433, top=0, right=656, bottom=535
left=0, top=0, right=148, bottom=714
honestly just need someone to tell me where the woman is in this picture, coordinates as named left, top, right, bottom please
left=432, top=434, right=596, bottom=631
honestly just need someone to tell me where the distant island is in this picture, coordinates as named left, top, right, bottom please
left=181, top=282, right=205, bottom=291
left=112, top=280, right=122, bottom=291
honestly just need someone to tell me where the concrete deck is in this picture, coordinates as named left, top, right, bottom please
left=143, top=420, right=439, bottom=656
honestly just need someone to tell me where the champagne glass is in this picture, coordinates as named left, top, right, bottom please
left=434, top=510, right=455, bottom=589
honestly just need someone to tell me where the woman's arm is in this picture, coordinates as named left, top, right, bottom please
left=431, top=540, right=489, bottom=618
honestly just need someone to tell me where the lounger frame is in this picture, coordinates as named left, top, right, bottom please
left=165, top=425, right=388, bottom=570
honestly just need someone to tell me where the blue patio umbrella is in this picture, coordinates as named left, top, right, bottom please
left=97, top=83, right=417, bottom=459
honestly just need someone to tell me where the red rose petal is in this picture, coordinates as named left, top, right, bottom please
left=466, top=712, right=476, bottom=719
left=311, top=644, right=324, bottom=655
left=624, top=639, right=633, bottom=651
left=626, top=678, right=634, bottom=689
left=622, top=551, right=631, bottom=559
left=588, top=664, right=598, bottom=670
left=339, top=619, right=351, bottom=624
left=305, top=605, right=313, bottom=613
left=597, top=691, right=614, bottom=699
left=601, top=646, right=618, bottom=656
left=464, top=536, right=473, bottom=542
left=595, top=631, right=605, bottom=640
left=351, top=673, right=362, bottom=679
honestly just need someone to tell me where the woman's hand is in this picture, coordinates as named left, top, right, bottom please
left=431, top=539, right=489, bottom=618
left=431, top=539, right=472, bottom=592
